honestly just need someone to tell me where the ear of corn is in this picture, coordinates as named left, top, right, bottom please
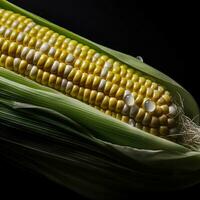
left=0, top=1, right=200, bottom=197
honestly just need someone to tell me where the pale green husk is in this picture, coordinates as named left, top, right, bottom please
left=0, top=1, right=200, bottom=199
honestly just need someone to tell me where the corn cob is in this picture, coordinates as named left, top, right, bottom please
left=0, top=8, right=178, bottom=138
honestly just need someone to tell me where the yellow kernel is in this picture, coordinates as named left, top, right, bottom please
left=36, top=69, right=43, bottom=83
left=120, top=77, right=127, bottom=87
left=132, top=74, right=139, bottom=82
left=135, top=94, right=144, bottom=105
left=115, top=100, right=125, bottom=113
left=159, top=115, right=168, bottom=125
left=104, top=81, right=112, bottom=94
left=126, top=80, right=133, bottom=89
left=41, top=72, right=50, bottom=85
left=59, top=51, right=68, bottom=62
left=126, top=72, right=133, bottom=79
left=83, top=88, right=91, bottom=102
left=145, top=79, right=152, bottom=87
left=106, top=71, right=114, bottom=81
left=105, top=110, right=112, bottom=116
left=10, top=31, right=18, bottom=41
left=80, top=72, right=88, bottom=86
left=70, top=85, right=79, bottom=97
left=74, top=58, right=82, bottom=68
left=159, top=126, right=168, bottom=136
left=0, top=54, right=7, bottom=66
left=139, top=77, right=146, bottom=84
left=160, top=105, right=169, bottom=114
left=115, top=87, right=125, bottom=99
left=18, top=60, right=27, bottom=74
left=150, top=116, right=159, bottom=128
left=133, top=82, right=140, bottom=91
left=95, top=92, right=104, bottom=105
left=81, top=60, right=90, bottom=72
left=48, top=74, right=57, bottom=87
left=92, top=76, right=101, bottom=89
left=1, top=40, right=10, bottom=53
left=152, top=90, right=161, bottom=101
left=109, top=84, right=118, bottom=97
left=8, top=42, right=17, bottom=57
left=120, top=68, right=126, bottom=77
left=112, top=74, right=121, bottom=84
left=67, top=68, right=77, bottom=81
left=108, top=97, right=117, bottom=111
left=135, top=108, right=145, bottom=122
left=146, top=88, right=153, bottom=97
left=37, top=54, right=48, bottom=67
left=44, top=57, right=54, bottom=71
left=93, top=65, right=101, bottom=75
left=150, top=128, right=159, bottom=136
left=55, top=77, right=62, bottom=89
left=23, top=34, right=31, bottom=46
left=73, top=70, right=82, bottom=84
left=88, top=63, right=96, bottom=73
left=85, top=74, right=94, bottom=88
left=54, top=49, right=62, bottom=59
left=77, top=87, right=84, bottom=100
left=5, top=56, right=14, bottom=70
left=142, top=113, right=152, bottom=126
left=57, top=63, right=66, bottom=76
left=28, top=37, right=37, bottom=48
left=121, top=116, right=129, bottom=123
left=101, top=96, right=110, bottom=109
left=89, top=90, right=97, bottom=104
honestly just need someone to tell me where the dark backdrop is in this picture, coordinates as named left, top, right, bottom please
left=1, top=0, right=200, bottom=199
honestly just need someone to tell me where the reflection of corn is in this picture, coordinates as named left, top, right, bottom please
left=0, top=8, right=178, bottom=137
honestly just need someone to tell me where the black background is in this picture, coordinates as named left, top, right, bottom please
left=1, top=0, right=200, bottom=199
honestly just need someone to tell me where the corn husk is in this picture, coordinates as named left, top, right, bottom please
left=0, top=1, right=200, bottom=199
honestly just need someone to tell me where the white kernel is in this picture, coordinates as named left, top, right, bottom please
left=123, top=90, right=131, bottom=98
left=51, top=61, right=59, bottom=73
left=30, top=66, right=38, bottom=77
left=16, top=32, right=25, bottom=42
left=13, top=58, right=21, bottom=71
left=25, top=64, right=33, bottom=75
left=65, top=81, right=73, bottom=91
left=49, top=37, right=56, bottom=45
left=64, top=65, right=73, bottom=77
left=129, top=105, right=139, bottom=118
left=65, top=53, right=74, bottom=63
left=35, top=40, right=42, bottom=49
left=128, top=119, right=136, bottom=126
left=40, top=43, right=50, bottom=53
left=98, top=79, right=106, bottom=91
left=122, top=104, right=130, bottom=115
left=61, top=78, right=68, bottom=88
left=144, top=99, right=156, bottom=112
left=168, top=104, right=177, bottom=117
left=104, top=61, right=112, bottom=68
left=26, top=49, right=35, bottom=62
left=92, top=53, right=100, bottom=62
left=33, top=51, right=42, bottom=64
left=48, top=47, right=56, bottom=57
left=11, top=20, right=19, bottom=28
left=124, top=93, right=135, bottom=106
left=0, top=26, right=6, bottom=35
left=100, top=67, right=109, bottom=77
left=4, top=28, right=12, bottom=38
left=21, top=47, right=30, bottom=59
